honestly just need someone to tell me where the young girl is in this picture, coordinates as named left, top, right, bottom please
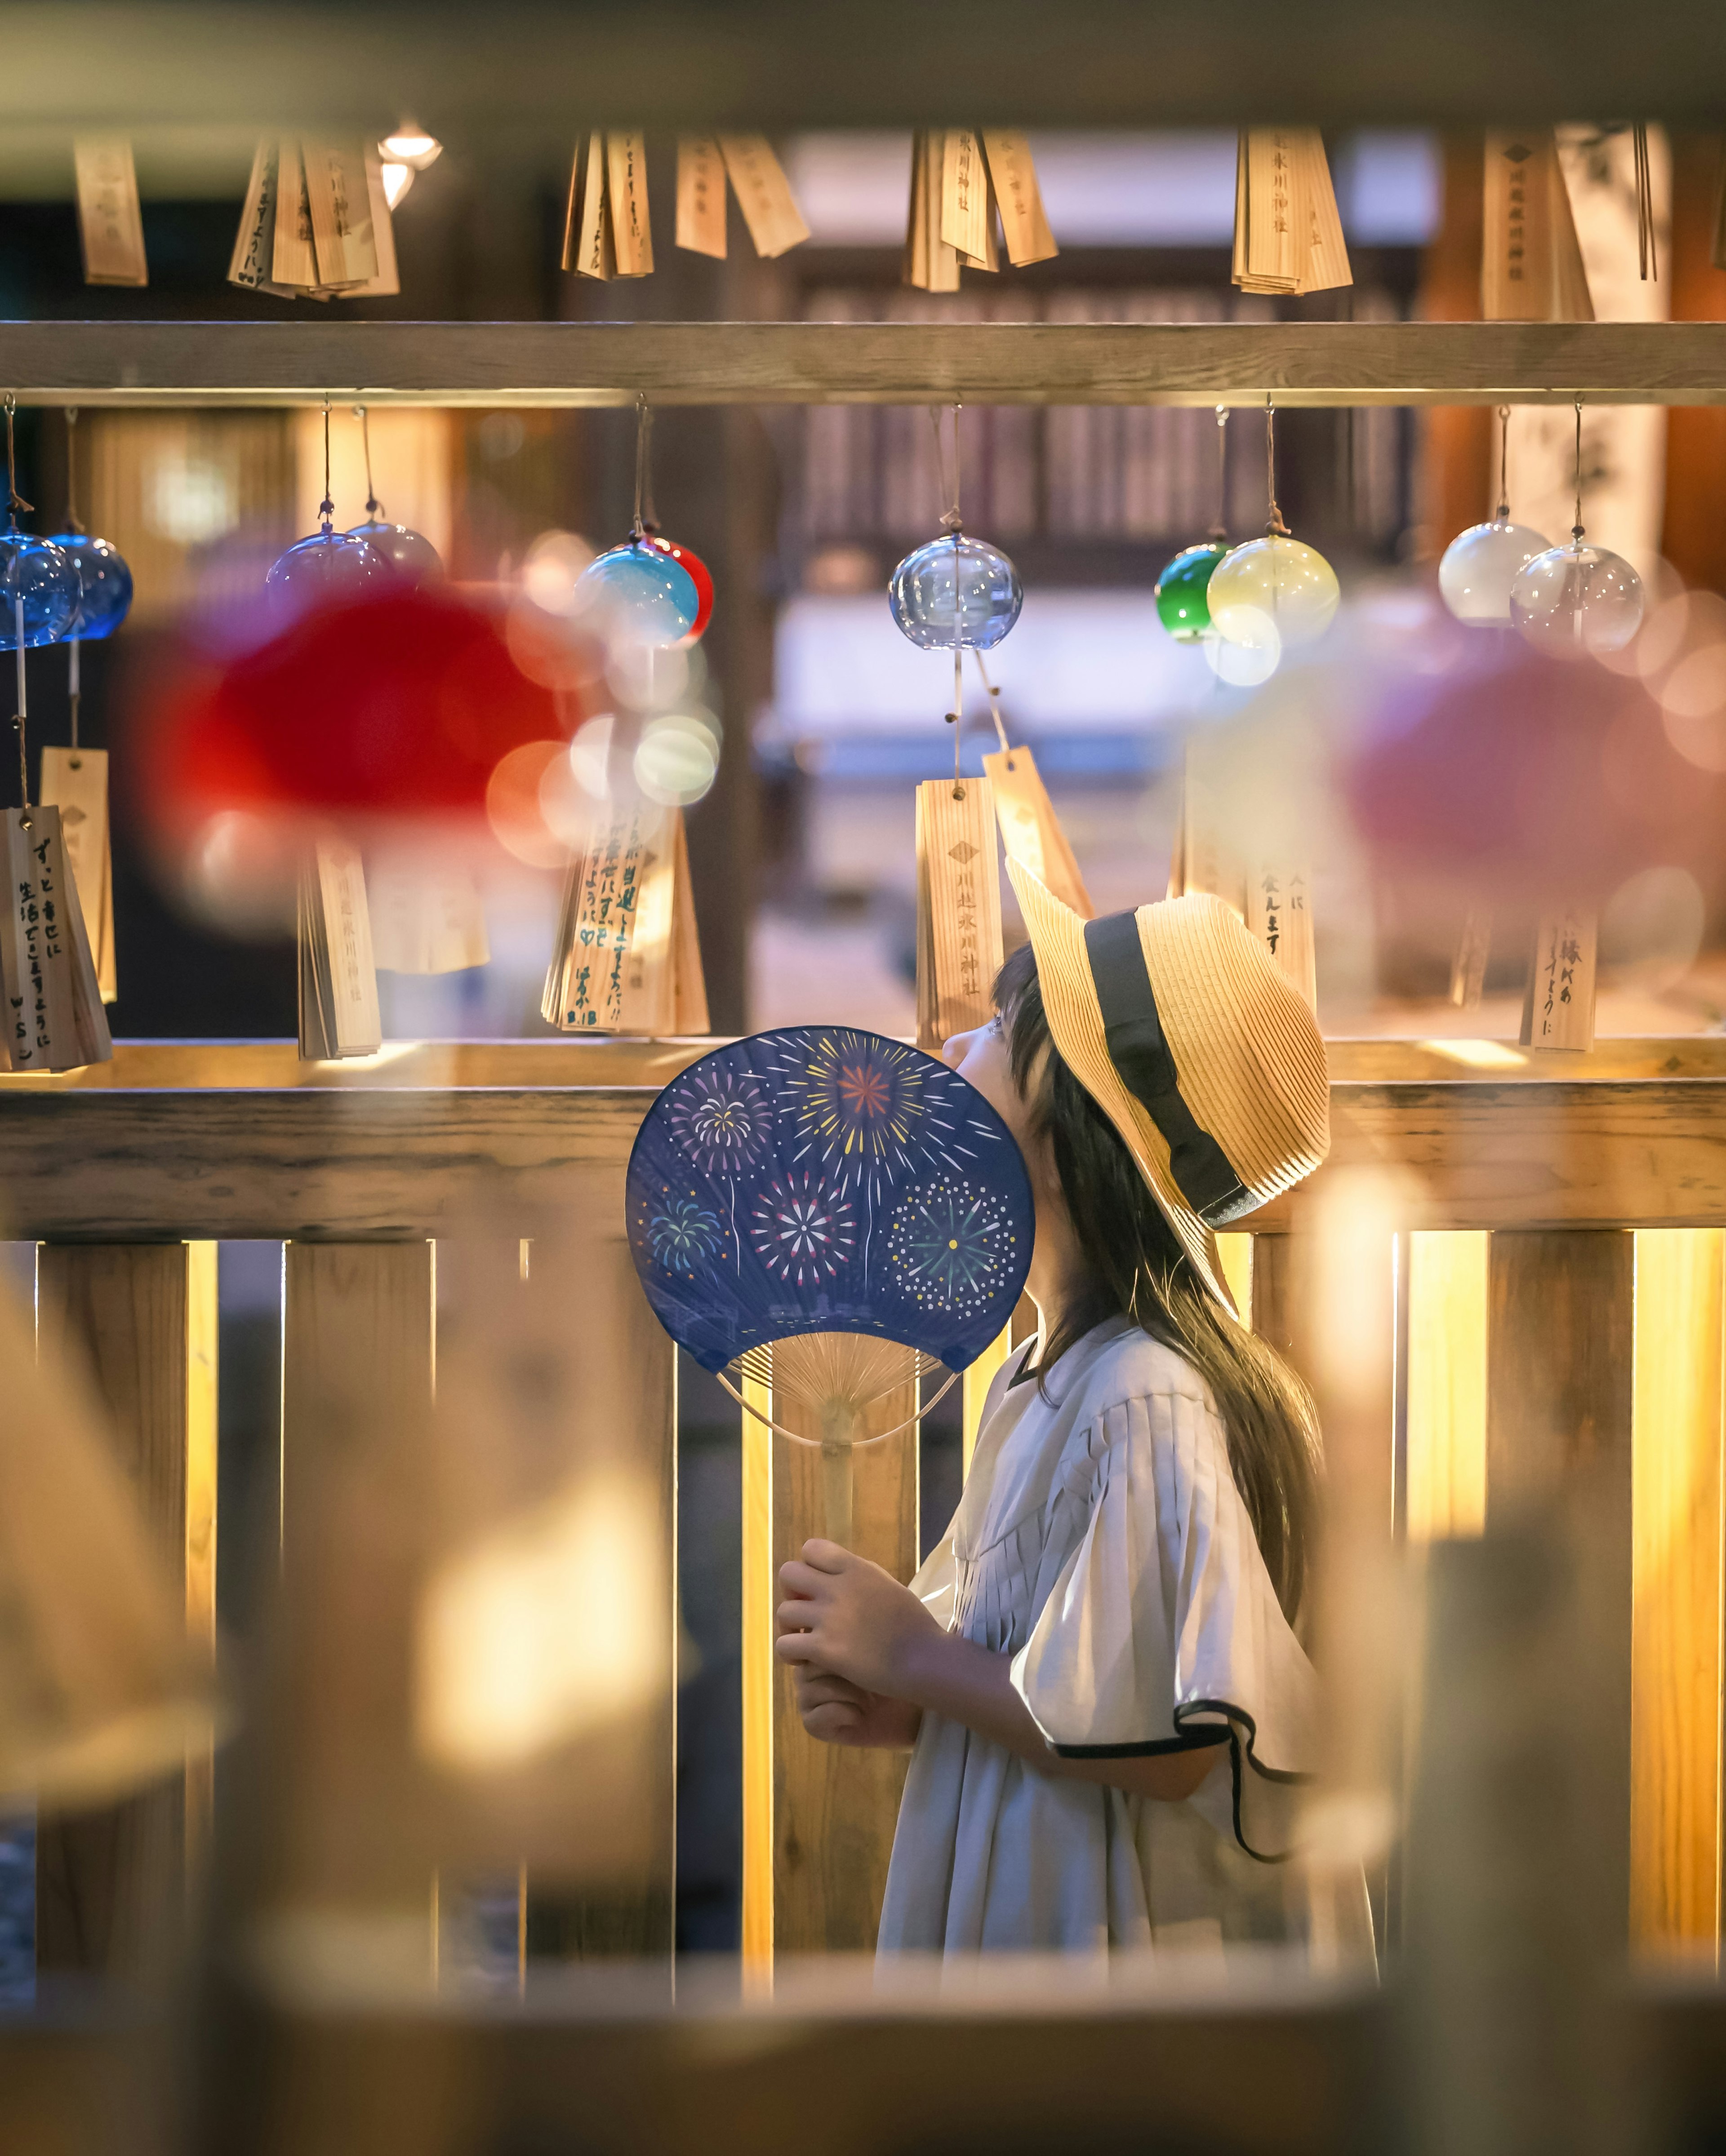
left=775, top=869, right=1372, bottom=1957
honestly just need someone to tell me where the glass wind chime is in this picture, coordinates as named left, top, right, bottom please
left=267, top=400, right=442, bottom=612
left=1507, top=397, right=1645, bottom=659
left=575, top=397, right=714, bottom=646
left=1438, top=405, right=1550, bottom=627
left=1154, top=401, right=1339, bottom=683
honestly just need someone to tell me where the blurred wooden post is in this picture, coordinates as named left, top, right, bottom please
left=766, top=1389, right=919, bottom=1953
left=1486, top=1230, right=1636, bottom=1939
left=33, top=1241, right=218, bottom=1979
left=1629, top=1229, right=1725, bottom=1957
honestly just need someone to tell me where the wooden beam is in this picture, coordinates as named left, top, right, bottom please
left=3, top=321, right=1726, bottom=410
left=33, top=1242, right=217, bottom=1980
left=1486, top=1230, right=1636, bottom=1939
left=7, top=1, right=1726, bottom=135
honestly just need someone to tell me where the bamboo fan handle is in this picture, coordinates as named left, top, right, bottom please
left=821, top=1442, right=854, bottom=1547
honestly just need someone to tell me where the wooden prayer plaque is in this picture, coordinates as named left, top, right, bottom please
left=0, top=806, right=112, bottom=1073
left=72, top=139, right=148, bottom=288
left=1245, top=859, right=1317, bottom=1012
left=717, top=135, right=809, bottom=258
left=676, top=138, right=729, bottom=258
left=606, top=132, right=654, bottom=278
left=914, top=777, right=1003, bottom=1052
left=983, top=744, right=1092, bottom=918
left=39, top=747, right=116, bottom=1004
left=1520, top=907, right=1597, bottom=1053
left=980, top=130, right=1057, bottom=266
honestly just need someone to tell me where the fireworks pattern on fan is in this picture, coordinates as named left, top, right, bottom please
left=750, top=1172, right=856, bottom=1286
left=636, top=1187, right=725, bottom=1279
left=772, top=1028, right=976, bottom=1202
left=667, top=1065, right=773, bottom=1178
left=885, top=1175, right=1020, bottom=1322
left=624, top=1025, right=1033, bottom=1375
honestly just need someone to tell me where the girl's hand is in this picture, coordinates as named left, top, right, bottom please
left=792, top=1667, right=921, bottom=1750
left=775, top=1538, right=944, bottom=1700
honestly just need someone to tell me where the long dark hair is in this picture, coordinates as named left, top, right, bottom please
left=996, top=940, right=1321, bottom=1622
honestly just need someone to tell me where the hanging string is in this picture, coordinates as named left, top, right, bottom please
left=5, top=395, right=28, bottom=818
left=66, top=407, right=82, bottom=754
left=632, top=394, right=658, bottom=537
left=1495, top=404, right=1512, bottom=520
left=1264, top=395, right=1290, bottom=538
left=1633, top=125, right=1658, bottom=283
left=934, top=400, right=965, bottom=795
left=1210, top=404, right=1229, bottom=540
left=318, top=397, right=334, bottom=531
left=1572, top=395, right=1585, bottom=543
left=972, top=648, right=1011, bottom=759
left=353, top=403, right=382, bottom=519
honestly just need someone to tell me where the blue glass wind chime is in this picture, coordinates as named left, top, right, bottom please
left=266, top=400, right=443, bottom=609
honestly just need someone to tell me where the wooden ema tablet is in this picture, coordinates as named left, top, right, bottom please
left=0, top=806, right=111, bottom=1073
left=940, top=130, right=992, bottom=268
left=1235, top=129, right=1352, bottom=297
left=297, top=837, right=382, bottom=1061
left=565, top=133, right=614, bottom=279
left=1245, top=859, right=1317, bottom=1012
left=914, top=777, right=1003, bottom=1051
left=676, top=138, right=729, bottom=259
left=302, top=139, right=380, bottom=290
left=982, top=744, right=1092, bottom=917
left=1520, top=906, right=1597, bottom=1053
left=543, top=802, right=707, bottom=1036
left=1483, top=131, right=1595, bottom=322
left=367, top=852, right=490, bottom=976
left=717, top=135, right=810, bottom=258
left=904, top=133, right=960, bottom=293
left=605, top=133, right=654, bottom=278
left=980, top=130, right=1057, bottom=266
left=227, top=141, right=301, bottom=298
left=271, top=139, right=319, bottom=291
left=1168, top=745, right=1246, bottom=920
left=39, top=748, right=116, bottom=1004
left=72, top=140, right=147, bottom=288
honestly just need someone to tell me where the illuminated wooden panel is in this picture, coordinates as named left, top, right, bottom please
left=961, top=1326, right=1012, bottom=1478
left=739, top=1374, right=774, bottom=1981
left=1406, top=1232, right=1488, bottom=1542
left=1631, top=1229, right=1725, bottom=1956
left=1216, top=1233, right=1253, bottom=1328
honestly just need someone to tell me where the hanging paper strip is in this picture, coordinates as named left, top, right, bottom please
left=229, top=138, right=398, bottom=300
left=940, top=129, right=994, bottom=269
left=982, top=744, right=1092, bottom=918
left=915, top=777, right=1003, bottom=1053
left=38, top=747, right=116, bottom=1004
left=72, top=139, right=148, bottom=288
left=298, top=836, right=382, bottom=1060
left=543, top=800, right=707, bottom=1036
left=1520, top=905, right=1597, bottom=1053
left=1482, top=130, right=1594, bottom=322
left=0, top=806, right=112, bottom=1073
left=1233, top=129, right=1352, bottom=296
left=367, top=849, right=490, bottom=976
left=605, top=133, right=654, bottom=277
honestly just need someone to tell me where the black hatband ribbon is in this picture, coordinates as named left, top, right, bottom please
left=1083, top=912, right=1254, bottom=1226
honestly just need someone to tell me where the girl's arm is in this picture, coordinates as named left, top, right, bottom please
left=777, top=1541, right=1217, bottom=1803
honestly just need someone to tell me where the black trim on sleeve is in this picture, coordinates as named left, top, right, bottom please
left=1082, top=912, right=1254, bottom=1228
left=1050, top=1697, right=1310, bottom=1867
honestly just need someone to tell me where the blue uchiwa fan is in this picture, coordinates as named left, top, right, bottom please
left=627, top=1026, right=1034, bottom=1539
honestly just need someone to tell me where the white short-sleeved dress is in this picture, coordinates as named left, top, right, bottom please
left=877, top=1316, right=1373, bottom=1959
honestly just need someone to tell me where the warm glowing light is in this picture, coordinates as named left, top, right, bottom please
left=569, top=714, right=615, bottom=800
left=380, top=161, right=414, bottom=209
left=417, top=1473, right=664, bottom=1770
left=1415, top=1038, right=1528, bottom=1071
left=521, top=531, right=596, bottom=620
left=634, top=711, right=720, bottom=806
left=379, top=129, right=443, bottom=172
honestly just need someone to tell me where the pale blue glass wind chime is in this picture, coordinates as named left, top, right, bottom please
left=0, top=402, right=134, bottom=766
left=266, top=401, right=444, bottom=605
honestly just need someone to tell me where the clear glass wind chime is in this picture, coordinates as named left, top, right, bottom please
left=1438, top=405, right=1551, bottom=628
left=1507, top=396, right=1645, bottom=658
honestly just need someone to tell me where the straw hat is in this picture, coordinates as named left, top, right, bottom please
left=1006, top=859, right=1329, bottom=1309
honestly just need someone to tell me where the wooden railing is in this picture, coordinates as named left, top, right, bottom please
left=4, top=1035, right=1724, bottom=1972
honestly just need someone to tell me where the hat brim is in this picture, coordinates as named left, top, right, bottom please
left=1007, top=857, right=1236, bottom=1314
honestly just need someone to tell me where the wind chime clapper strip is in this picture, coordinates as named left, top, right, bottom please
left=228, top=136, right=400, bottom=299
left=1481, top=129, right=1593, bottom=322
left=0, top=396, right=110, bottom=1074
left=974, top=649, right=1094, bottom=921
left=543, top=792, right=707, bottom=1036
left=1520, top=904, right=1597, bottom=1054
left=1232, top=129, right=1352, bottom=297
